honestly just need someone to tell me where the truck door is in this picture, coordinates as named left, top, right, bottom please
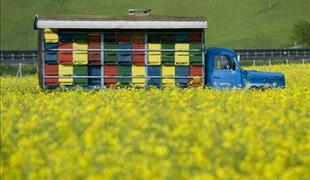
left=209, top=53, right=242, bottom=88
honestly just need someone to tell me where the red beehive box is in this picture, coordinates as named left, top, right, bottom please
left=104, top=65, right=118, bottom=85
left=59, top=42, right=73, bottom=64
left=132, top=43, right=145, bottom=65
left=189, top=32, right=202, bottom=43
left=44, top=64, right=58, bottom=86
left=190, top=65, right=203, bottom=86
left=88, top=34, right=101, bottom=64
left=118, top=33, right=131, bottom=43
left=190, top=66, right=203, bottom=76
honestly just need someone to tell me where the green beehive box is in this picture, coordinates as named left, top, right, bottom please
left=161, top=34, right=175, bottom=43
left=104, top=32, right=117, bottom=42
left=104, top=42, right=117, bottom=64
left=73, top=33, right=88, bottom=42
left=190, top=43, right=202, bottom=65
left=161, top=43, right=175, bottom=65
left=73, top=65, right=88, bottom=86
left=117, top=65, right=131, bottom=85
left=148, top=33, right=161, bottom=43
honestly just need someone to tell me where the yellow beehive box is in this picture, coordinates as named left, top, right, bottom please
left=148, top=43, right=161, bottom=65
left=73, top=42, right=88, bottom=64
left=44, top=28, right=58, bottom=43
left=162, top=66, right=175, bottom=87
left=44, top=28, right=55, bottom=33
left=132, top=65, right=146, bottom=87
left=59, top=78, right=74, bottom=86
left=59, top=65, right=73, bottom=85
left=175, top=43, right=189, bottom=66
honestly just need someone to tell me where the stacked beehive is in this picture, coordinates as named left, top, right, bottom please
left=43, top=30, right=204, bottom=88
left=44, top=29, right=59, bottom=86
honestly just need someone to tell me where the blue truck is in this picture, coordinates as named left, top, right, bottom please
left=34, top=12, right=285, bottom=89
left=205, top=47, right=285, bottom=88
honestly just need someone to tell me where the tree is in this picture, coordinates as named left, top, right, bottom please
left=292, top=21, right=310, bottom=47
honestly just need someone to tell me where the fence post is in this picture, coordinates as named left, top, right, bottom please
left=16, top=63, right=22, bottom=77
left=269, top=59, right=271, bottom=66
left=33, top=53, right=36, bottom=62
left=286, top=51, right=289, bottom=65
left=263, top=51, right=266, bottom=59
left=253, top=59, right=256, bottom=66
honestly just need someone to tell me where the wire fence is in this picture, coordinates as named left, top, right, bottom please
left=235, top=48, right=310, bottom=65
left=1, top=50, right=37, bottom=63
left=1, top=49, right=310, bottom=64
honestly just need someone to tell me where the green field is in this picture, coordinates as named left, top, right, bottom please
left=1, top=0, right=309, bottom=49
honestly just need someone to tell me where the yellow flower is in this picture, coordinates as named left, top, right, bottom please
left=1, top=64, right=309, bottom=179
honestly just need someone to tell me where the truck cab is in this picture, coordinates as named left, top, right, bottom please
left=205, top=48, right=285, bottom=88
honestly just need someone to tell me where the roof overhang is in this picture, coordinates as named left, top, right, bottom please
left=34, top=15, right=208, bottom=29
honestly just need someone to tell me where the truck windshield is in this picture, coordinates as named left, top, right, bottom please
left=215, top=55, right=236, bottom=70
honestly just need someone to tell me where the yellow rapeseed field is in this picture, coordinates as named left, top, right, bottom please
left=1, top=64, right=310, bottom=179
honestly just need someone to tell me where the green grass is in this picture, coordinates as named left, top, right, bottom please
left=0, top=63, right=37, bottom=76
left=1, top=0, right=309, bottom=49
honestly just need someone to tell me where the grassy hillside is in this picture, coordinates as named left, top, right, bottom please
left=1, top=0, right=309, bottom=49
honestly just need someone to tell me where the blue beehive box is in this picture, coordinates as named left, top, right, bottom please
left=88, top=65, right=101, bottom=86
left=175, top=66, right=189, bottom=87
left=147, top=66, right=161, bottom=87
left=44, top=43, right=58, bottom=63
left=59, top=33, right=73, bottom=42
left=117, top=43, right=132, bottom=65
left=175, top=33, right=189, bottom=43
